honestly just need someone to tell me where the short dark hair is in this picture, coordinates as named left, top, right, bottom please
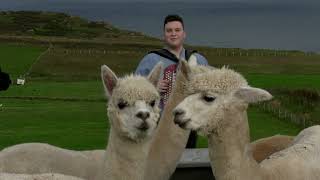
left=164, top=14, right=184, bottom=29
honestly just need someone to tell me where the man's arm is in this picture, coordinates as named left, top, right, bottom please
left=194, top=53, right=209, bottom=65
left=135, top=53, right=168, bottom=93
left=135, top=54, right=159, bottom=76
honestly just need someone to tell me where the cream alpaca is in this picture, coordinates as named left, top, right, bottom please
left=0, top=143, right=104, bottom=179
left=0, top=64, right=162, bottom=180
left=251, top=135, right=293, bottom=163
left=145, top=60, right=290, bottom=180
left=173, top=67, right=320, bottom=180
left=95, top=63, right=162, bottom=180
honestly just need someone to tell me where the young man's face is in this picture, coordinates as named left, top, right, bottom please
left=163, top=21, right=186, bottom=49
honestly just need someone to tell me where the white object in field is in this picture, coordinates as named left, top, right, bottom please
left=17, top=78, right=25, bottom=85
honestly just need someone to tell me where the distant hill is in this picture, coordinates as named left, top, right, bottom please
left=0, top=11, right=159, bottom=42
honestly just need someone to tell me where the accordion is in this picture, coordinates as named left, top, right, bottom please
left=160, top=64, right=177, bottom=109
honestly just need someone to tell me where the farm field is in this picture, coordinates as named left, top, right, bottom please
left=1, top=41, right=318, bottom=150
left=0, top=98, right=107, bottom=150
left=0, top=98, right=302, bottom=150
left=4, top=74, right=319, bottom=100
left=0, top=43, right=46, bottom=80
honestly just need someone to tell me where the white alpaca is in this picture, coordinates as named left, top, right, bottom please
left=0, top=143, right=104, bottom=179
left=0, top=173, right=85, bottom=180
left=145, top=59, right=292, bottom=180
left=173, top=67, right=320, bottom=180
left=0, top=64, right=162, bottom=180
left=251, top=135, right=293, bottom=163
left=95, top=63, right=162, bottom=180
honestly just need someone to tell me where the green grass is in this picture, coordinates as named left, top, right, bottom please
left=204, top=54, right=320, bottom=75
left=1, top=41, right=319, bottom=150
left=0, top=99, right=108, bottom=150
left=29, top=48, right=147, bottom=81
left=1, top=81, right=104, bottom=100
left=0, top=99, right=302, bottom=150
left=248, top=106, right=302, bottom=141
left=0, top=43, right=46, bottom=80
left=246, top=74, right=320, bottom=90
left=1, top=81, right=304, bottom=149
left=26, top=46, right=320, bottom=83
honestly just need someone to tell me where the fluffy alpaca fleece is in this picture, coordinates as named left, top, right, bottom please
left=251, top=135, right=293, bottom=163
left=144, top=59, right=212, bottom=180
left=173, top=67, right=320, bottom=180
left=0, top=143, right=104, bottom=179
left=0, top=173, right=85, bottom=180
left=0, top=64, right=162, bottom=180
left=95, top=63, right=162, bottom=180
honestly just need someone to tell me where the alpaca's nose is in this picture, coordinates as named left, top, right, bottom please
left=173, top=109, right=185, bottom=117
left=173, top=109, right=185, bottom=124
left=136, top=111, right=150, bottom=121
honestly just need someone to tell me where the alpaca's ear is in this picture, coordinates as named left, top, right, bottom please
left=178, top=59, right=192, bottom=80
left=188, top=54, right=198, bottom=66
left=101, top=65, right=118, bottom=98
left=234, top=86, right=273, bottom=103
left=147, top=62, right=162, bottom=87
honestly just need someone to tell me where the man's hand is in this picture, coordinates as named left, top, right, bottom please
left=157, top=79, right=169, bottom=93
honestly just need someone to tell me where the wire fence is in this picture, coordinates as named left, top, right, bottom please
left=256, top=101, right=316, bottom=128
left=47, top=48, right=145, bottom=55
left=200, top=49, right=317, bottom=57
left=46, top=47, right=319, bottom=57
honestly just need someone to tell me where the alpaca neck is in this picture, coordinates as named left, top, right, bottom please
left=144, top=68, right=191, bottom=180
left=102, top=128, right=151, bottom=180
left=208, top=108, right=262, bottom=180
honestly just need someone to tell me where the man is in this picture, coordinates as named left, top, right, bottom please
left=0, top=67, right=11, bottom=91
left=136, top=14, right=209, bottom=148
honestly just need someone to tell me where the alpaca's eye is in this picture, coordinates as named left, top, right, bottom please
left=203, top=95, right=216, bottom=102
left=149, top=100, right=156, bottom=107
left=117, top=100, right=128, bottom=110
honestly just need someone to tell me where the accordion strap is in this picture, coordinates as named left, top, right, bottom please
left=148, top=48, right=197, bottom=63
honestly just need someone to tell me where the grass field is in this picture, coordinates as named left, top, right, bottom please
left=1, top=81, right=104, bottom=99
left=0, top=43, right=46, bottom=80
left=30, top=49, right=145, bottom=80
left=246, top=74, right=320, bottom=90
left=0, top=99, right=107, bottom=150
left=204, top=55, right=320, bottom=75
left=27, top=47, right=320, bottom=80
left=0, top=98, right=301, bottom=150
left=2, top=74, right=320, bottom=101
left=0, top=41, right=319, bottom=150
